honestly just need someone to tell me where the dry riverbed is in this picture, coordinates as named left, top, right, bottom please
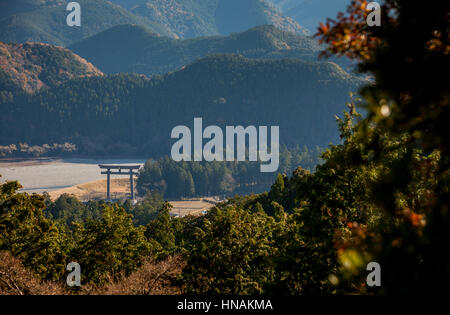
left=0, top=158, right=220, bottom=217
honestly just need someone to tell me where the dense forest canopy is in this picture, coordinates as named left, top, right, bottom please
left=137, top=146, right=322, bottom=198
left=1, top=54, right=363, bottom=156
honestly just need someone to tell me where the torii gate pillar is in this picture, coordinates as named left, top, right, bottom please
left=99, top=165, right=141, bottom=201
left=130, top=171, right=135, bottom=200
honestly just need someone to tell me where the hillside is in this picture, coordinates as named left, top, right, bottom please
left=0, top=54, right=365, bottom=156
left=70, top=24, right=324, bottom=76
left=0, top=41, right=102, bottom=100
left=109, top=0, right=307, bottom=38
left=108, top=0, right=221, bottom=39
left=0, top=0, right=171, bottom=46
left=0, top=0, right=307, bottom=46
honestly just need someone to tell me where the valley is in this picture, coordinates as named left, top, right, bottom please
left=0, top=0, right=441, bottom=298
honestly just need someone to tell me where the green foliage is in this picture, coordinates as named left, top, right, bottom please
left=268, top=173, right=287, bottom=202
left=0, top=175, right=168, bottom=285
left=183, top=206, right=278, bottom=294
left=45, top=194, right=103, bottom=227
left=144, top=202, right=180, bottom=259
left=216, top=110, right=378, bottom=294
left=127, top=192, right=164, bottom=226
left=137, top=146, right=321, bottom=198
left=71, top=205, right=150, bottom=285
left=45, top=192, right=164, bottom=228
left=318, top=0, right=450, bottom=293
left=0, top=179, right=69, bottom=280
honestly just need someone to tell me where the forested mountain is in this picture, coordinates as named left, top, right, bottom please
left=108, top=0, right=306, bottom=38
left=0, top=0, right=306, bottom=46
left=70, top=24, right=326, bottom=76
left=0, top=0, right=173, bottom=46
left=0, top=41, right=102, bottom=102
left=0, top=54, right=364, bottom=156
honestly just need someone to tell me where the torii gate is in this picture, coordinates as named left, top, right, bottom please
left=98, top=165, right=141, bottom=200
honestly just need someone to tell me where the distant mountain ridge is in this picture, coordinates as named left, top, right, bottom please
left=109, top=0, right=307, bottom=38
left=69, top=24, right=324, bottom=76
left=0, top=0, right=307, bottom=46
left=267, top=0, right=350, bottom=32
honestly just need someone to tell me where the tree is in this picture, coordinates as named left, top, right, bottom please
left=72, top=205, right=150, bottom=285
left=128, top=192, right=164, bottom=226
left=145, top=202, right=178, bottom=259
left=182, top=207, right=278, bottom=294
left=0, top=178, right=69, bottom=281
left=46, top=194, right=101, bottom=227
left=317, top=0, right=450, bottom=293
